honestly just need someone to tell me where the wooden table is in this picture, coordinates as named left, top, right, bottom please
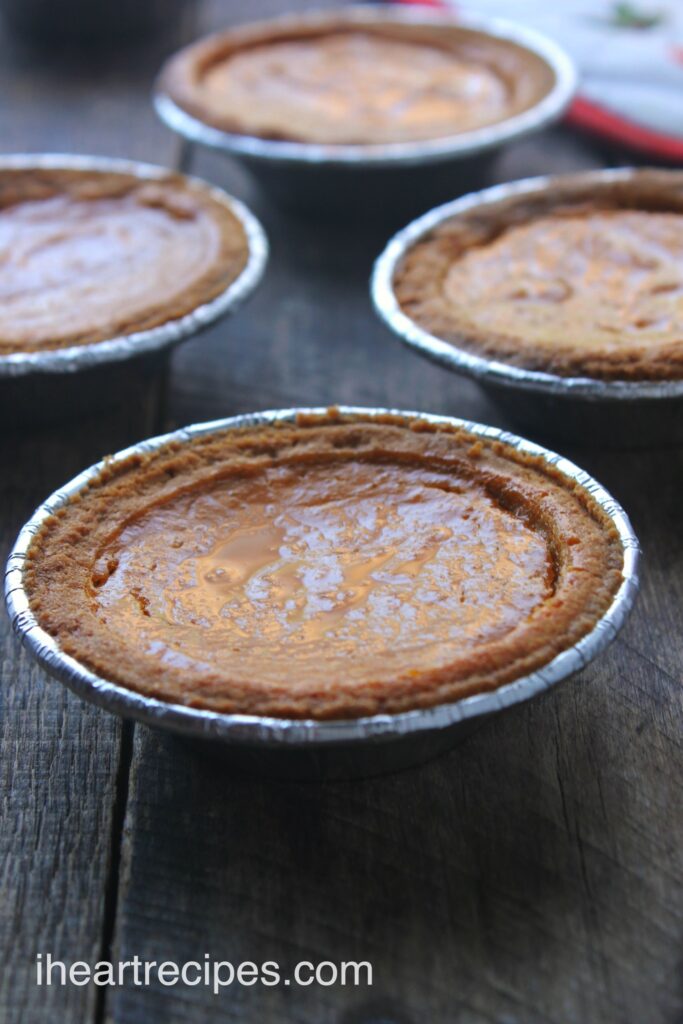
left=1, top=3, right=681, bottom=1022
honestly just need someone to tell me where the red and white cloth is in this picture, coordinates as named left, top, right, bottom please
left=401, top=0, right=683, bottom=161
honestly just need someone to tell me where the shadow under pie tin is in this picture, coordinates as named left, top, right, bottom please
left=6, top=407, right=640, bottom=780
left=371, top=169, right=683, bottom=448
left=0, top=154, right=268, bottom=427
left=153, top=5, right=576, bottom=221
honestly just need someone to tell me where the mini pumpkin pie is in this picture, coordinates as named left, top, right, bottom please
left=393, top=170, right=683, bottom=381
left=0, top=166, right=249, bottom=355
left=24, top=411, right=624, bottom=720
left=158, top=15, right=555, bottom=146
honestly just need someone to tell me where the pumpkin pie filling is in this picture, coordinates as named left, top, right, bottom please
left=394, top=171, right=683, bottom=380
left=0, top=168, right=249, bottom=355
left=159, top=21, right=554, bottom=145
left=25, top=414, right=623, bottom=719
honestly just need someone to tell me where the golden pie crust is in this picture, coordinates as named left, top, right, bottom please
left=158, top=18, right=555, bottom=146
left=0, top=168, right=249, bottom=355
left=393, top=170, right=683, bottom=381
left=25, top=411, right=624, bottom=720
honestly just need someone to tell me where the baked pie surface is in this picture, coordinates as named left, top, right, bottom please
left=159, top=20, right=554, bottom=146
left=394, top=171, right=683, bottom=380
left=25, top=412, right=624, bottom=720
left=0, top=168, right=249, bottom=355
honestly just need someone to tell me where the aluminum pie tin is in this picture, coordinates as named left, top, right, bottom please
left=153, top=6, right=576, bottom=217
left=0, top=154, right=268, bottom=421
left=372, top=169, right=683, bottom=447
left=6, top=407, right=639, bottom=779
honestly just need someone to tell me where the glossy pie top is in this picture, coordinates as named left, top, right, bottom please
left=159, top=20, right=554, bottom=145
left=0, top=168, right=248, bottom=355
left=25, top=413, right=623, bottom=719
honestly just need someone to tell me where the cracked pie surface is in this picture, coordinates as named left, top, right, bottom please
left=394, top=171, right=683, bottom=380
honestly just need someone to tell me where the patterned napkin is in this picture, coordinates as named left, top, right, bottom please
left=400, top=0, right=683, bottom=160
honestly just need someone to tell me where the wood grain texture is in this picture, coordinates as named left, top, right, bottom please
left=0, top=1, right=681, bottom=1022
left=0, top=7, right=184, bottom=1019
left=0, top=402, right=164, bottom=1023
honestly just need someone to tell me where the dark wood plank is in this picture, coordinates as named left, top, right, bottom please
left=0, top=1, right=681, bottom=1022
left=0, top=10, right=189, bottom=1021
left=0, top=401, right=166, bottom=1022
left=106, top=611, right=682, bottom=1023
